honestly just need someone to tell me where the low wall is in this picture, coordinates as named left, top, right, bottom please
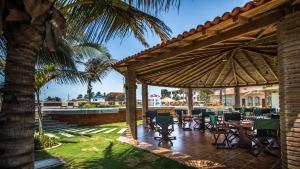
left=45, top=107, right=176, bottom=126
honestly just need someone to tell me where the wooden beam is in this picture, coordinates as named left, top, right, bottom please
left=231, top=54, right=238, bottom=85
left=213, top=50, right=236, bottom=86
left=141, top=83, right=148, bottom=127
left=172, top=54, right=225, bottom=85
left=261, top=55, right=278, bottom=81
left=125, top=68, right=137, bottom=139
left=189, top=66, right=217, bottom=86
left=168, top=53, right=227, bottom=84
left=187, top=88, right=193, bottom=115
left=130, top=8, right=284, bottom=70
left=240, top=49, right=268, bottom=83
left=233, top=50, right=257, bottom=83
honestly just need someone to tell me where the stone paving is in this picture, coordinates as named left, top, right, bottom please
left=118, top=125, right=281, bottom=169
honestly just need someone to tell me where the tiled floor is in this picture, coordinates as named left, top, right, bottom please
left=137, top=124, right=280, bottom=169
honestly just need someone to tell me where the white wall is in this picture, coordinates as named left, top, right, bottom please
left=271, top=92, right=279, bottom=109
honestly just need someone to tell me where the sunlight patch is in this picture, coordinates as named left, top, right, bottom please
left=81, top=147, right=99, bottom=152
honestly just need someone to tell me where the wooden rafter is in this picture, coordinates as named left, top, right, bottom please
left=233, top=55, right=257, bottom=84
left=190, top=59, right=224, bottom=86
left=260, top=55, right=278, bottom=81
left=166, top=53, right=226, bottom=84
left=231, top=57, right=238, bottom=85
left=170, top=53, right=227, bottom=85
left=179, top=57, right=225, bottom=86
left=212, top=50, right=236, bottom=86
left=240, top=49, right=268, bottom=83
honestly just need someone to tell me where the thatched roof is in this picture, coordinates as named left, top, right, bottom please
left=113, top=0, right=300, bottom=88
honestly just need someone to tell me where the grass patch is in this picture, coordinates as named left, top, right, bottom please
left=35, top=121, right=194, bottom=169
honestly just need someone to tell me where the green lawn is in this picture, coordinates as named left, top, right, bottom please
left=35, top=121, right=195, bottom=169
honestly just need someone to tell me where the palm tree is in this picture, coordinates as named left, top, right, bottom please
left=84, top=57, right=112, bottom=102
left=0, top=1, right=180, bottom=168
left=34, top=64, right=82, bottom=137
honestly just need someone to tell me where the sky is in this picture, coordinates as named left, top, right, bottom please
left=41, top=0, right=250, bottom=100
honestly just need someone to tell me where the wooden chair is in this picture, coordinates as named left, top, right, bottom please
left=209, top=115, right=231, bottom=149
left=154, top=115, right=176, bottom=145
left=224, top=113, right=241, bottom=143
left=145, top=111, right=157, bottom=131
left=250, top=119, right=280, bottom=156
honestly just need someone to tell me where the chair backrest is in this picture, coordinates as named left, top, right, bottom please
left=224, top=113, right=241, bottom=121
left=271, top=114, right=280, bottom=119
left=175, top=109, right=186, bottom=117
left=146, top=111, right=157, bottom=121
left=254, top=119, right=279, bottom=130
left=209, top=115, right=217, bottom=125
left=156, top=115, right=174, bottom=126
left=217, top=111, right=223, bottom=116
left=158, top=112, right=170, bottom=116
left=192, top=109, right=201, bottom=115
left=203, top=111, right=214, bottom=117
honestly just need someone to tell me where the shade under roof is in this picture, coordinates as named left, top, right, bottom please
left=112, top=0, right=299, bottom=88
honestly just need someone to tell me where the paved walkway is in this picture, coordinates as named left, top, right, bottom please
left=34, top=158, right=64, bottom=169
left=44, top=126, right=127, bottom=137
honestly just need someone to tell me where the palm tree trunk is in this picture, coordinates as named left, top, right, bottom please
left=0, top=16, right=45, bottom=169
left=36, top=90, right=43, bottom=137
left=87, top=80, right=92, bottom=102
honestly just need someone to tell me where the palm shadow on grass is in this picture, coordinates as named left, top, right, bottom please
left=65, top=141, right=195, bottom=169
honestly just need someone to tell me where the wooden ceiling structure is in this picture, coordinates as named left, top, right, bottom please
left=112, top=0, right=299, bottom=88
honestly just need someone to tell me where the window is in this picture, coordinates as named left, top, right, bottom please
left=247, top=96, right=253, bottom=106
left=255, top=97, right=260, bottom=106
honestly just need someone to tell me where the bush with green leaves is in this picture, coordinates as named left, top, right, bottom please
left=34, top=134, right=58, bottom=150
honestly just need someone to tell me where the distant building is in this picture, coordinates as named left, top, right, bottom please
left=105, top=92, right=125, bottom=102
left=90, top=96, right=105, bottom=103
left=209, top=86, right=279, bottom=108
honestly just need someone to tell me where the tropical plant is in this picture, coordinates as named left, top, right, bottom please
left=0, top=0, right=180, bottom=168
left=84, top=57, right=112, bottom=102
left=35, top=64, right=82, bottom=136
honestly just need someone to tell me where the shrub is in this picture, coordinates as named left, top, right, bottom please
left=34, top=134, right=58, bottom=150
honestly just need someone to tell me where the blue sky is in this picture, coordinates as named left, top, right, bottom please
left=41, top=0, right=250, bottom=100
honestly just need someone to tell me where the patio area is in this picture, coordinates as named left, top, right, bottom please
left=135, top=123, right=280, bottom=169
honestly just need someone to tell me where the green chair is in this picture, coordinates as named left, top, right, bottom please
left=209, top=115, right=231, bottom=149
left=154, top=115, right=176, bottom=145
left=250, top=119, right=280, bottom=156
left=217, top=111, right=223, bottom=122
left=145, top=111, right=157, bottom=131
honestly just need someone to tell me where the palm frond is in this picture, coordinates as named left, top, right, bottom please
left=56, top=0, right=174, bottom=46
left=37, top=39, right=77, bottom=70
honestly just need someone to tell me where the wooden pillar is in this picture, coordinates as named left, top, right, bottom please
left=125, top=69, right=137, bottom=140
left=234, top=87, right=240, bottom=109
left=187, top=88, right=193, bottom=115
left=219, top=88, right=223, bottom=105
left=278, top=10, right=300, bottom=169
left=141, top=83, right=148, bottom=127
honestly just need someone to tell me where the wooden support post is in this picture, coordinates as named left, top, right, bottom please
left=234, top=87, right=240, bottom=109
left=278, top=10, right=300, bottom=169
left=125, top=68, right=137, bottom=140
left=187, top=88, right=193, bottom=116
left=141, top=83, right=148, bottom=127
left=219, top=89, right=223, bottom=105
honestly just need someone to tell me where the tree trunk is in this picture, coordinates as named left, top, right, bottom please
left=87, top=80, right=92, bottom=103
left=36, top=90, right=43, bottom=137
left=0, top=13, right=45, bottom=169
